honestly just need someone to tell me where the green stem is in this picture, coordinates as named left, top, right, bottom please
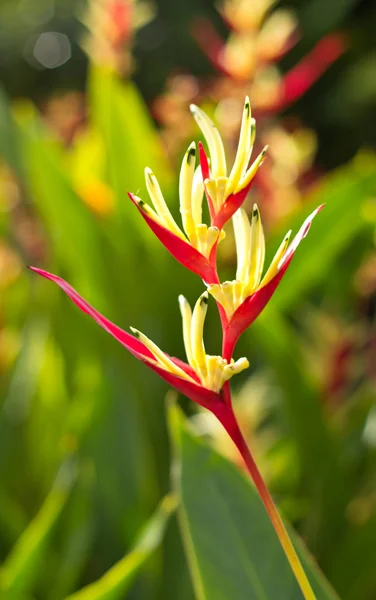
left=214, top=397, right=317, bottom=600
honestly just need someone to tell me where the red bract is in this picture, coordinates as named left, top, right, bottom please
left=222, top=205, right=324, bottom=359
left=128, top=193, right=219, bottom=285
left=108, top=0, right=132, bottom=48
left=223, top=267, right=287, bottom=360
left=212, top=177, right=258, bottom=230
left=274, top=33, right=347, bottom=112
left=198, top=142, right=215, bottom=220
left=28, top=267, right=223, bottom=411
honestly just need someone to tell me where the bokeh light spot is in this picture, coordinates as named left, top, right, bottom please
left=33, top=32, right=71, bottom=69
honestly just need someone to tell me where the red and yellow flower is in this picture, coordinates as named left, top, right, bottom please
left=30, top=98, right=321, bottom=600
left=131, top=98, right=267, bottom=282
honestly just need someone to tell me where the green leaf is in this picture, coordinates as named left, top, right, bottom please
left=0, top=462, right=75, bottom=598
left=66, top=494, right=177, bottom=600
left=169, top=404, right=339, bottom=600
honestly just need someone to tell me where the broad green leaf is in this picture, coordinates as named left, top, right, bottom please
left=66, top=494, right=177, bottom=600
left=0, top=462, right=75, bottom=598
left=169, top=405, right=339, bottom=600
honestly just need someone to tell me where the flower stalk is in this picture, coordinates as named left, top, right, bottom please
left=214, top=392, right=316, bottom=600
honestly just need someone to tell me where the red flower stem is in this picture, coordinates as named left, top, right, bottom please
left=215, top=395, right=317, bottom=600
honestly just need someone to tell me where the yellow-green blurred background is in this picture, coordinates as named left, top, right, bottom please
left=0, top=0, right=375, bottom=599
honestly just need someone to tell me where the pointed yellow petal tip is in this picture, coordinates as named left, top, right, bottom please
left=200, top=291, right=209, bottom=305
left=178, top=294, right=189, bottom=309
left=189, top=104, right=198, bottom=114
left=145, top=167, right=154, bottom=183
left=130, top=327, right=140, bottom=338
left=186, top=142, right=196, bottom=164
left=134, top=194, right=158, bottom=220
left=252, top=204, right=260, bottom=219
left=244, top=96, right=251, bottom=115
left=250, top=118, right=256, bottom=139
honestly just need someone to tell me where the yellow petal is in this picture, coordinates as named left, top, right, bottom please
left=130, top=327, right=195, bottom=382
left=226, top=97, right=254, bottom=196
left=260, top=230, right=291, bottom=288
left=179, top=143, right=197, bottom=242
left=234, top=146, right=267, bottom=193
left=233, top=207, right=251, bottom=283
left=245, top=205, right=265, bottom=294
left=190, top=291, right=209, bottom=377
left=178, top=295, right=194, bottom=368
left=191, top=165, right=204, bottom=226
left=145, top=167, right=185, bottom=239
left=190, top=104, right=227, bottom=178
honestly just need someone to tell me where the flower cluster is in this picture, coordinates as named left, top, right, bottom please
left=193, top=0, right=345, bottom=114
left=31, top=99, right=322, bottom=412
left=81, top=0, right=155, bottom=76
left=30, top=99, right=321, bottom=600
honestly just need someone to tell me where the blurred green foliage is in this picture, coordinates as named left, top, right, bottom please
left=170, top=403, right=342, bottom=600
left=1, top=0, right=376, bottom=599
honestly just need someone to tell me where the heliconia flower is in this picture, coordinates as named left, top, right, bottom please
left=81, top=0, right=156, bottom=75
left=28, top=268, right=248, bottom=408
left=191, top=10, right=297, bottom=81
left=129, top=142, right=226, bottom=285
left=207, top=204, right=324, bottom=359
left=190, top=98, right=267, bottom=229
